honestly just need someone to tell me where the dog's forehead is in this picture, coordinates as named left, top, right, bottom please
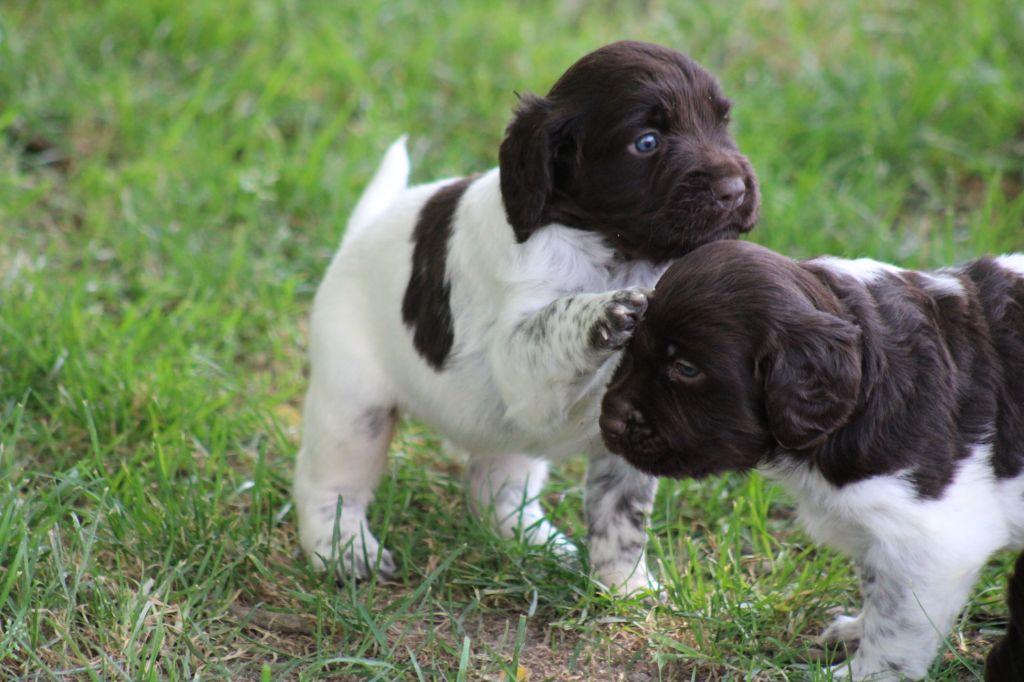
left=552, top=43, right=719, bottom=103
left=643, top=293, right=721, bottom=348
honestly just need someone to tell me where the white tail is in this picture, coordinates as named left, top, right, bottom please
left=343, top=136, right=410, bottom=243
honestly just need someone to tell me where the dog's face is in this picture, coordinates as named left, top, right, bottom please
left=499, top=41, right=759, bottom=262
left=600, top=241, right=863, bottom=478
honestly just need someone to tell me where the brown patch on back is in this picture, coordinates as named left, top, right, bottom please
left=402, top=176, right=478, bottom=370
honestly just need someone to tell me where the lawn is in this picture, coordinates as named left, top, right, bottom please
left=1, top=0, right=1023, bottom=679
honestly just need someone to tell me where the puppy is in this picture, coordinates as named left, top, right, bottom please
left=293, top=41, right=759, bottom=595
left=600, top=239, right=1024, bottom=675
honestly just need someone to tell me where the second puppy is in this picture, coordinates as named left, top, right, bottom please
left=601, top=239, right=1024, bottom=676
left=294, top=42, right=760, bottom=594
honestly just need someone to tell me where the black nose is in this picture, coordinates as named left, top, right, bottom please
left=599, top=411, right=628, bottom=437
left=711, top=176, right=746, bottom=211
left=600, top=395, right=646, bottom=442
left=600, top=394, right=633, bottom=437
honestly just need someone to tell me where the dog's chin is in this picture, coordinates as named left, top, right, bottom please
left=689, top=224, right=745, bottom=249
left=614, top=224, right=742, bottom=263
left=649, top=208, right=760, bottom=261
left=602, top=427, right=759, bottom=479
left=601, top=429, right=689, bottom=478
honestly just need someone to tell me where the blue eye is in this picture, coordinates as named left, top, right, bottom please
left=633, top=132, right=660, bottom=153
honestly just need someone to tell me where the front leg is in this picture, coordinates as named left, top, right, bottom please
left=826, top=557, right=983, bottom=680
left=819, top=564, right=873, bottom=645
left=492, top=288, right=649, bottom=433
left=585, top=446, right=660, bottom=596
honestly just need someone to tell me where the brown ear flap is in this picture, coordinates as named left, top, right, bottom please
left=759, top=312, right=862, bottom=450
left=498, top=93, right=558, bottom=242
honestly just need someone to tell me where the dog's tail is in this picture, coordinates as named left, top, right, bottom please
left=343, top=135, right=410, bottom=243
left=986, top=550, right=1024, bottom=682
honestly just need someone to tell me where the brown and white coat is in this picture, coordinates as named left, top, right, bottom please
left=293, top=42, right=759, bottom=594
left=601, top=239, right=1024, bottom=677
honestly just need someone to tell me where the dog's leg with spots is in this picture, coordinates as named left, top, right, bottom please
left=584, top=446, right=660, bottom=596
left=827, top=549, right=985, bottom=680
left=819, top=564, right=873, bottom=646
left=494, top=287, right=650, bottom=434
left=491, top=288, right=656, bottom=591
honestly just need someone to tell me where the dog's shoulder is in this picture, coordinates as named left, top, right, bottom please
left=793, top=255, right=1007, bottom=497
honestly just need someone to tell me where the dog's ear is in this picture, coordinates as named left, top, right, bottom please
left=758, top=311, right=862, bottom=451
left=498, top=93, right=569, bottom=242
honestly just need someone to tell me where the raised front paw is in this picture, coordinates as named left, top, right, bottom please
left=588, top=288, right=650, bottom=351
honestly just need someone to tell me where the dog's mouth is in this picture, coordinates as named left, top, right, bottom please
left=599, top=406, right=681, bottom=477
left=601, top=426, right=686, bottom=478
left=603, top=422, right=750, bottom=480
left=658, top=174, right=762, bottom=258
left=601, top=395, right=752, bottom=479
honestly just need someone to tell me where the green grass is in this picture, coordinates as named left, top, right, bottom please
left=2, top=0, right=1023, bottom=679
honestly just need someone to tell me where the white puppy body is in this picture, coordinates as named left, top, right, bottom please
left=295, top=42, right=762, bottom=594
left=296, top=141, right=663, bottom=592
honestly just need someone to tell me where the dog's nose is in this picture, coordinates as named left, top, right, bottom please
left=600, top=395, right=633, bottom=437
left=711, top=176, right=746, bottom=211
left=599, top=411, right=628, bottom=437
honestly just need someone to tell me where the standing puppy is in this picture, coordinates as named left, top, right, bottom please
left=601, top=239, right=1024, bottom=676
left=294, top=41, right=759, bottom=594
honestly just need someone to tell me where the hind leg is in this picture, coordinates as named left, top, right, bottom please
left=467, top=454, right=574, bottom=555
left=294, top=364, right=398, bottom=580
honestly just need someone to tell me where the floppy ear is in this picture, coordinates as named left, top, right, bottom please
left=759, top=312, right=862, bottom=451
left=498, top=93, right=561, bottom=242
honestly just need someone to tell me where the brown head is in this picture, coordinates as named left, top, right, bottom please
left=600, top=240, right=863, bottom=478
left=499, top=41, right=759, bottom=262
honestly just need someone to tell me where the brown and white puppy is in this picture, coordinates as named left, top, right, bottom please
left=600, top=239, right=1024, bottom=676
left=294, top=42, right=760, bottom=595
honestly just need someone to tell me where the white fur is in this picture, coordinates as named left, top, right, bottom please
left=815, top=256, right=968, bottom=298
left=810, top=256, right=901, bottom=283
left=762, top=447, right=1024, bottom=680
left=294, top=141, right=663, bottom=593
left=997, top=253, right=1024, bottom=277
left=919, top=270, right=965, bottom=297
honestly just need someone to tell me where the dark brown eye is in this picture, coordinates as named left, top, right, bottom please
left=720, top=101, right=732, bottom=123
left=670, top=358, right=701, bottom=381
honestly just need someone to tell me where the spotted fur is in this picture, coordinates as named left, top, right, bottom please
left=602, top=240, right=1024, bottom=677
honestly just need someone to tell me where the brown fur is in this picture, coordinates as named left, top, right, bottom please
left=498, top=41, right=759, bottom=262
left=600, top=240, right=1024, bottom=493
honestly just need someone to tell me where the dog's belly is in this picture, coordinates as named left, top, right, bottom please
left=382, top=310, right=608, bottom=457
left=764, top=444, right=1022, bottom=560
left=396, top=361, right=601, bottom=458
